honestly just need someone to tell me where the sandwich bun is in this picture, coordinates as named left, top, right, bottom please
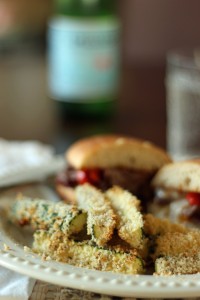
left=66, top=134, right=171, bottom=171
left=150, top=159, right=200, bottom=228
left=152, top=159, right=200, bottom=193
left=56, top=134, right=172, bottom=204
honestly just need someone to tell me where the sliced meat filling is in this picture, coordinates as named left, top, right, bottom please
left=56, top=167, right=154, bottom=202
left=180, top=204, right=200, bottom=223
left=153, top=189, right=200, bottom=223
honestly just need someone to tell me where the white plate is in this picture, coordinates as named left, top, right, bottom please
left=0, top=187, right=200, bottom=298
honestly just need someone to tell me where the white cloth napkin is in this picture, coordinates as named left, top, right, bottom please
left=0, top=139, right=66, bottom=299
left=0, top=139, right=65, bottom=187
left=0, top=266, right=35, bottom=300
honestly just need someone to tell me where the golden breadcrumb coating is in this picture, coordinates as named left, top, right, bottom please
left=106, top=186, right=144, bottom=249
left=33, top=230, right=144, bottom=275
left=75, top=184, right=117, bottom=246
left=155, top=254, right=200, bottom=275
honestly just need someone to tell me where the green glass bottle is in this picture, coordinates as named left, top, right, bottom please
left=47, top=0, right=120, bottom=119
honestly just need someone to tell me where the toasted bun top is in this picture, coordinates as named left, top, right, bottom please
left=66, top=134, right=171, bottom=171
left=152, top=159, right=200, bottom=192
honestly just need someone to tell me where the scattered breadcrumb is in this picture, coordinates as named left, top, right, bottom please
left=3, top=243, right=10, bottom=251
left=24, top=246, right=32, bottom=252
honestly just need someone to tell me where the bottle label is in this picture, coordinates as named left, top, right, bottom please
left=48, top=17, right=120, bottom=102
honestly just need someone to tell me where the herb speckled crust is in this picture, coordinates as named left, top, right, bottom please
left=10, top=197, right=87, bottom=236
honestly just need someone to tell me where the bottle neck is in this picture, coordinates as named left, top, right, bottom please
left=55, top=0, right=116, bottom=17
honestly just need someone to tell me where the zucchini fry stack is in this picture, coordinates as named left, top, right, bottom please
left=9, top=184, right=145, bottom=275
left=9, top=184, right=200, bottom=275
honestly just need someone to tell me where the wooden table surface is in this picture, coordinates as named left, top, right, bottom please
left=0, top=44, right=167, bottom=154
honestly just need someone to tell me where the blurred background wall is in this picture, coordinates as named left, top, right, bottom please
left=0, top=0, right=52, bottom=53
left=0, top=0, right=200, bottom=66
left=120, top=0, right=200, bottom=66
left=0, top=0, right=200, bottom=145
left=0, top=0, right=52, bottom=38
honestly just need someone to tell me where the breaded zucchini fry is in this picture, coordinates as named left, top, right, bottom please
left=33, top=230, right=144, bottom=275
left=75, top=184, right=117, bottom=246
left=155, top=254, right=200, bottom=275
left=10, top=197, right=87, bottom=236
left=143, top=213, right=187, bottom=236
left=153, top=230, right=200, bottom=259
left=144, top=214, right=200, bottom=274
left=106, top=186, right=144, bottom=249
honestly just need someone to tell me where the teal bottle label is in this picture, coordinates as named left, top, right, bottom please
left=48, top=17, right=120, bottom=102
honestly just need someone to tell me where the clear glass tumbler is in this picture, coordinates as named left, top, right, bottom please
left=166, top=49, right=200, bottom=160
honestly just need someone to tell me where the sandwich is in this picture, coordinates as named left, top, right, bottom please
left=56, top=134, right=171, bottom=204
left=150, top=159, right=200, bottom=228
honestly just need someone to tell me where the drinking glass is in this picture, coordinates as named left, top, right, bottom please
left=166, top=48, right=200, bottom=160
